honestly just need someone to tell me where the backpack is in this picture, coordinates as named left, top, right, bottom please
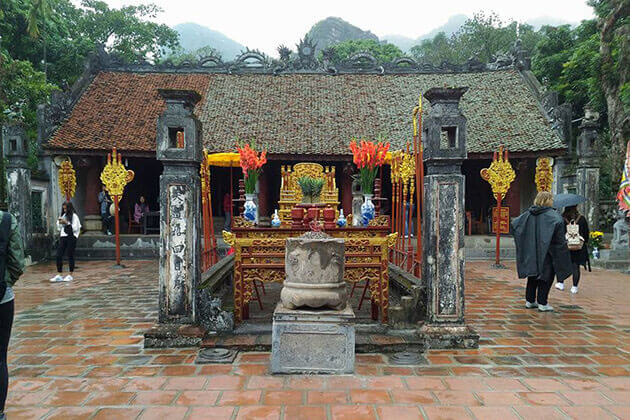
left=566, top=218, right=584, bottom=251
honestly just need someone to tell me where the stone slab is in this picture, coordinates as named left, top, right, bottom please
left=271, top=303, right=355, bottom=374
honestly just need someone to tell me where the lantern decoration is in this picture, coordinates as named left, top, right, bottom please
left=58, top=159, right=76, bottom=201
left=535, top=157, right=554, bottom=192
left=100, top=148, right=134, bottom=266
left=480, top=145, right=515, bottom=267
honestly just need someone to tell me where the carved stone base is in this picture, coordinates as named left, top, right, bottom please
left=83, top=214, right=103, bottom=232
left=419, top=324, right=479, bottom=349
left=280, top=282, right=347, bottom=310
left=271, top=303, right=355, bottom=374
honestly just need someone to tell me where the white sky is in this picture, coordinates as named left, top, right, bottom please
left=100, top=0, right=595, bottom=56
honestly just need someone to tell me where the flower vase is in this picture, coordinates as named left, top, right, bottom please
left=361, top=194, right=375, bottom=226
left=336, top=209, right=347, bottom=228
left=271, top=209, right=281, bottom=227
left=243, top=193, right=258, bottom=223
left=592, top=247, right=600, bottom=260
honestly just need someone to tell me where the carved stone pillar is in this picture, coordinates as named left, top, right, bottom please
left=575, top=106, right=601, bottom=229
left=2, top=124, right=32, bottom=248
left=420, top=88, right=477, bottom=348
left=156, top=89, right=203, bottom=324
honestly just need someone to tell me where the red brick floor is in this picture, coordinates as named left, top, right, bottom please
left=4, top=260, right=630, bottom=419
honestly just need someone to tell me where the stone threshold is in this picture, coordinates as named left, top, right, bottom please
left=143, top=323, right=478, bottom=353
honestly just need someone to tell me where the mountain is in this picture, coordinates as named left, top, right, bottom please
left=306, top=17, right=378, bottom=52
left=173, top=23, right=245, bottom=61
left=383, top=14, right=468, bottom=52
left=526, top=16, right=575, bottom=29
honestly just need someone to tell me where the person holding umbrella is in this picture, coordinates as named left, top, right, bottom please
left=554, top=194, right=590, bottom=294
left=512, top=191, right=572, bottom=311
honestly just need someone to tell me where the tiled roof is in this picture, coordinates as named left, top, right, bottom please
left=47, top=70, right=565, bottom=155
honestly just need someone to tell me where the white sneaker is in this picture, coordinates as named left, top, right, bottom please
left=555, top=282, right=565, bottom=291
left=49, top=275, right=63, bottom=283
left=570, top=286, right=578, bottom=294
left=63, top=275, right=73, bottom=282
left=538, top=304, right=554, bottom=312
left=525, top=301, right=538, bottom=309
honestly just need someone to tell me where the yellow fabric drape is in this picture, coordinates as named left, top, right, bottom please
left=206, top=152, right=240, bottom=167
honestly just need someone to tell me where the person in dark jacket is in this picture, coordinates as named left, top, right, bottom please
left=556, top=205, right=590, bottom=294
left=511, top=191, right=572, bottom=311
left=0, top=210, right=25, bottom=420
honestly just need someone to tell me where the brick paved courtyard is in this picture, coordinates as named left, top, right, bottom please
left=4, top=260, right=630, bottom=419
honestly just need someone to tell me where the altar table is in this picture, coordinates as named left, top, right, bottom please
left=223, top=223, right=397, bottom=324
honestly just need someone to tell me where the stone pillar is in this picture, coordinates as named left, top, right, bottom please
left=156, top=89, right=203, bottom=324
left=1, top=124, right=32, bottom=248
left=420, top=88, right=478, bottom=348
left=575, top=106, right=601, bottom=229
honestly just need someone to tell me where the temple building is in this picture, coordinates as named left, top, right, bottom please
left=32, top=41, right=575, bottom=239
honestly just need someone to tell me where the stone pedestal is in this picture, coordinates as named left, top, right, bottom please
left=84, top=214, right=103, bottom=232
left=2, top=124, right=32, bottom=248
left=271, top=303, right=355, bottom=374
left=156, top=89, right=203, bottom=324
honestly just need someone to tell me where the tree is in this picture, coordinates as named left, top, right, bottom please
left=27, top=0, right=52, bottom=79
left=532, top=25, right=576, bottom=90
left=320, top=39, right=405, bottom=64
left=410, top=32, right=463, bottom=64
left=78, top=0, right=179, bottom=62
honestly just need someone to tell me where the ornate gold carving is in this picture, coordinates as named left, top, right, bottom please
left=278, top=162, right=339, bottom=223
left=387, top=233, right=398, bottom=249
left=232, top=216, right=254, bottom=228
left=368, top=215, right=390, bottom=227
left=535, top=156, right=553, bottom=192
left=100, top=148, right=134, bottom=198
left=222, top=230, right=235, bottom=246
left=480, top=146, right=515, bottom=200
left=58, top=159, right=76, bottom=200
left=200, top=149, right=211, bottom=203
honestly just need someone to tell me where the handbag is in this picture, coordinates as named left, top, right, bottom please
left=566, top=218, right=584, bottom=251
left=63, top=216, right=74, bottom=236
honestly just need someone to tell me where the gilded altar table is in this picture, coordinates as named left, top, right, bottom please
left=223, top=223, right=397, bottom=324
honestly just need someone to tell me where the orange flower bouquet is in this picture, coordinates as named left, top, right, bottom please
left=236, top=140, right=267, bottom=194
left=349, top=139, right=390, bottom=194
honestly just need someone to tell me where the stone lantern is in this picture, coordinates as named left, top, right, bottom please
left=575, top=105, right=600, bottom=229
left=156, top=89, right=203, bottom=324
left=420, top=87, right=477, bottom=347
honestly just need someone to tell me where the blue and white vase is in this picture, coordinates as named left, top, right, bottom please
left=361, top=194, right=375, bottom=226
left=243, top=193, right=257, bottom=223
left=592, top=247, right=600, bottom=260
left=336, top=209, right=347, bottom=227
left=271, top=209, right=281, bottom=227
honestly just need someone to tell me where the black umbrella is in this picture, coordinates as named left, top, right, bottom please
left=554, top=193, right=586, bottom=208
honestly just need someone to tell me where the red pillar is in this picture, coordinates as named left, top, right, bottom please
left=257, top=170, right=270, bottom=220
left=84, top=158, right=101, bottom=215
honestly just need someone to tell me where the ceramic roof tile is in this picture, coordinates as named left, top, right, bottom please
left=47, top=70, right=565, bottom=155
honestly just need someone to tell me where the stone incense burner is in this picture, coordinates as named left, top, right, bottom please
left=280, top=231, right=346, bottom=310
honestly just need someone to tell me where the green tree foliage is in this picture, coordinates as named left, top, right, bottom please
left=321, top=39, right=405, bottom=64
left=410, top=12, right=541, bottom=65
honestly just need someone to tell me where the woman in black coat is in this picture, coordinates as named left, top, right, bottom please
left=511, top=192, right=572, bottom=312
left=556, top=205, right=590, bottom=294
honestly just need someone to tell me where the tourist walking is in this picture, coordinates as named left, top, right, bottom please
left=0, top=209, right=25, bottom=420
left=511, top=191, right=572, bottom=312
left=98, top=185, right=113, bottom=235
left=50, top=202, right=81, bottom=283
left=556, top=205, right=590, bottom=294
left=134, top=195, right=150, bottom=223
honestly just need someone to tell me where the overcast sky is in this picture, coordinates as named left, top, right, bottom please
left=99, top=0, right=595, bottom=55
